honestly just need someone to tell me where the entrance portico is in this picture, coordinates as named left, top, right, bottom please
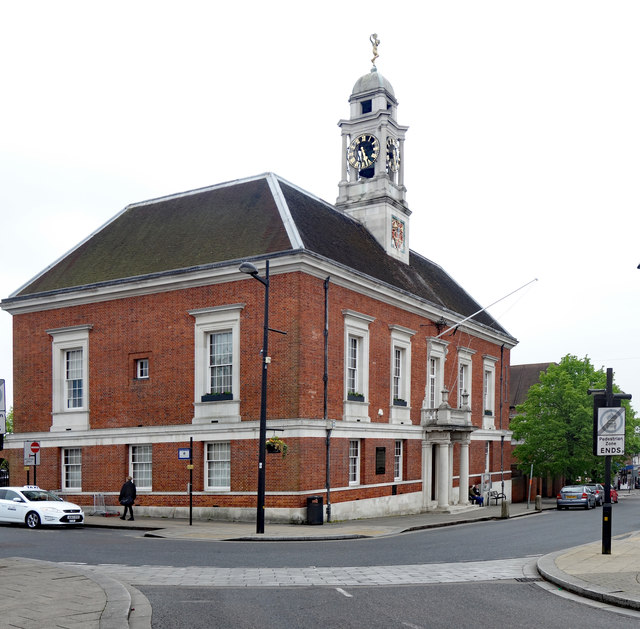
left=421, top=389, right=475, bottom=511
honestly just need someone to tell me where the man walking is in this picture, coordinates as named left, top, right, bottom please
left=119, top=475, right=136, bottom=521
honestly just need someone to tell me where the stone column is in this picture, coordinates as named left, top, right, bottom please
left=437, top=442, right=449, bottom=509
left=398, top=138, right=405, bottom=187
left=448, top=443, right=454, bottom=506
left=422, top=439, right=431, bottom=510
left=341, top=134, right=349, bottom=183
left=459, top=440, right=470, bottom=506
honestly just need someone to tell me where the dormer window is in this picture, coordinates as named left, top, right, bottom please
left=361, top=100, right=372, bottom=114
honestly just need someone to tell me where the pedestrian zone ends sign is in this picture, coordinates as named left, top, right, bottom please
left=596, top=407, right=625, bottom=456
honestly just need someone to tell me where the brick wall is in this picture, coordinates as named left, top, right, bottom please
left=7, top=269, right=514, bottom=513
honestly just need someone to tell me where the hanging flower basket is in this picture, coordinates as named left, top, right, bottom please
left=266, top=436, right=288, bottom=458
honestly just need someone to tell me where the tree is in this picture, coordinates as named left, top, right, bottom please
left=511, top=355, right=639, bottom=482
left=1, top=408, right=11, bottom=471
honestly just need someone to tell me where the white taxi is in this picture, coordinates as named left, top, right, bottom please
left=0, top=486, right=84, bottom=528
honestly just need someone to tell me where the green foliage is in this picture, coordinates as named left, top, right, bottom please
left=511, top=355, right=638, bottom=481
left=0, top=408, right=10, bottom=470
left=266, top=435, right=288, bottom=458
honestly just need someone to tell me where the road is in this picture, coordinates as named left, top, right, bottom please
left=1, top=497, right=639, bottom=628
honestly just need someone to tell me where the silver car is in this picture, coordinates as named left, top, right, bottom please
left=556, top=485, right=596, bottom=510
left=585, top=483, right=604, bottom=506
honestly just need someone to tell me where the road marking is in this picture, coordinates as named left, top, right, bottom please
left=335, top=588, right=352, bottom=598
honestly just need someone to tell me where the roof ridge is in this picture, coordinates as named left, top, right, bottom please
left=266, top=174, right=304, bottom=250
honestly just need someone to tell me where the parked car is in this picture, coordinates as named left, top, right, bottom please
left=0, top=486, right=84, bottom=528
left=557, top=485, right=596, bottom=510
left=585, top=483, right=604, bottom=506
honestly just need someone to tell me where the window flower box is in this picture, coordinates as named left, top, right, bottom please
left=484, top=409, right=493, bottom=416
left=393, top=398, right=407, bottom=407
left=347, top=392, right=365, bottom=402
left=201, top=392, right=233, bottom=402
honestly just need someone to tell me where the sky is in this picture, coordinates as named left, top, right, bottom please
left=1, top=1, right=639, bottom=410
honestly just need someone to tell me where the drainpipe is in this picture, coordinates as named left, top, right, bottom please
left=500, top=344, right=505, bottom=499
left=323, top=277, right=333, bottom=522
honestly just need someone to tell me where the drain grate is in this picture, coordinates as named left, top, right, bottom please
left=515, top=577, right=543, bottom=582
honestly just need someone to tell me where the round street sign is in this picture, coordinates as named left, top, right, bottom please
left=30, top=442, right=40, bottom=454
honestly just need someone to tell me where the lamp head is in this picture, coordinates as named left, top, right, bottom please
left=239, top=261, right=259, bottom=276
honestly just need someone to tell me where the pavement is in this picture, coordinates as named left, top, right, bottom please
left=2, top=492, right=639, bottom=628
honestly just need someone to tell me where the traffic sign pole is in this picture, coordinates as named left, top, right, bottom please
left=0, top=379, right=6, bottom=449
left=590, top=368, right=632, bottom=555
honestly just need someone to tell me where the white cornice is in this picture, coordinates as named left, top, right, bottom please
left=2, top=418, right=425, bottom=449
left=2, top=250, right=517, bottom=348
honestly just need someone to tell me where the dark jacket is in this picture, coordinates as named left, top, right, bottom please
left=119, top=480, right=137, bottom=505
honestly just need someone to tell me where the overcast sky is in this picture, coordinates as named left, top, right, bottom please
left=1, top=1, right=639, bottom=410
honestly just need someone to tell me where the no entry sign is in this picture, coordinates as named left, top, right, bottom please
left=23, top=441, right=41, bottom=466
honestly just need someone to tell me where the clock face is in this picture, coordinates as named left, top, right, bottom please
left=347, top=133, right=380, bottom=171
left=386, top=137, right=400, bottom=173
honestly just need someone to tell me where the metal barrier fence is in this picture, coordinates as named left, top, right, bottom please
left=92, top=493, right=121, bottom=517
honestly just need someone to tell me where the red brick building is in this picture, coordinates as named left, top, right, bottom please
left=1, top=63, right=517, bottom=522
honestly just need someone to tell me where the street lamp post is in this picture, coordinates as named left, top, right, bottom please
left=239, top=260, right=270, bottom=534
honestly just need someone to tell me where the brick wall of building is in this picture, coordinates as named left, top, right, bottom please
left=6, top=269, right=513, bottom=515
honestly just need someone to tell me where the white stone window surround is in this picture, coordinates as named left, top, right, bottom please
left=389, top=324, right=415, bottom=425
left=129, top=443, right=152, bottom=491
left=343, top=310, right=375, bottom=423
left=482, top=354, right=499, bottom=429
left=389, top=325, right=415, bottom=403
left=457, top=347, right=476, bottom=409
left=425, top=338, right=448, bottom=409
left=190, top=304, right=244, bottom=425
left=61, top=447, right=82, bottom=491
left=394, top=439, right=403, bottom=481
left=205, top=441, right=231, bottom=491
left=349, top=438, right=361, bottom=485
left=48, top=324, right=92, bottom=432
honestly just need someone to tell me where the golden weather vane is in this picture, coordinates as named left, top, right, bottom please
left=370, top=33, right=380, bottom=67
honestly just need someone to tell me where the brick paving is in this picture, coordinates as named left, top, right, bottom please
left=64, top=556, right=538, bottom=588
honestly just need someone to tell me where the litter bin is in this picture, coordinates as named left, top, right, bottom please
left=306, top=495, right=323, bottom=525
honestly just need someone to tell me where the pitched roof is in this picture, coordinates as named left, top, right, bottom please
left=6, top=173, right=513, bottom=337
left=15, top=176, right=291, bottom=296
left=509, top=362, right=554, bottom=408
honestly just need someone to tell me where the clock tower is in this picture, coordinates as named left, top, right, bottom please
left=336, top=35, right=410, bottom=264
